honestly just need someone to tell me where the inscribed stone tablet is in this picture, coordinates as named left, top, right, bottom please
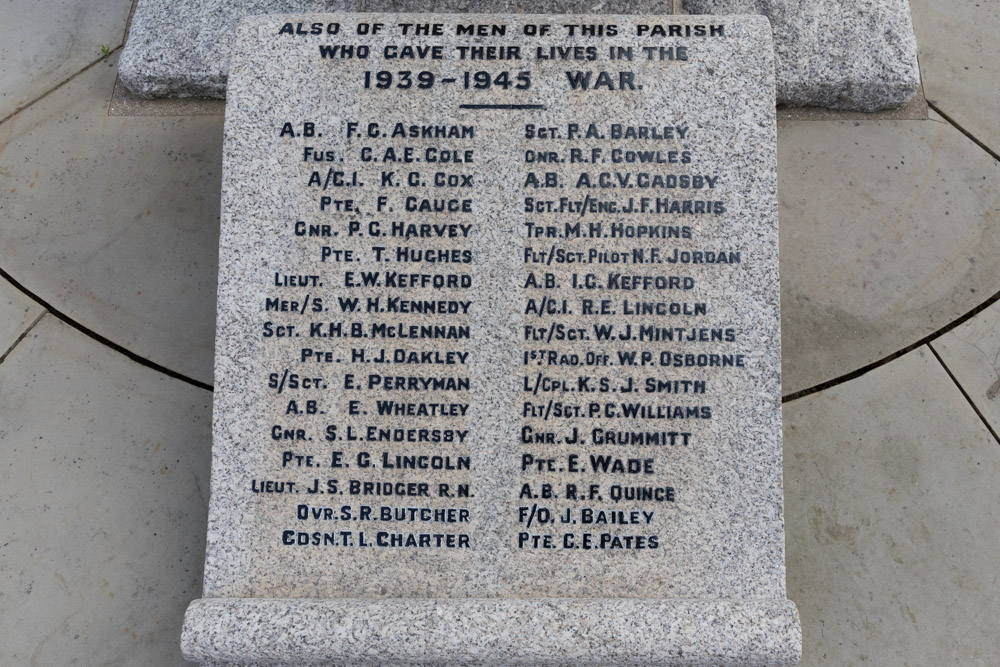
left=117, top=0, right=677, bottom=99
left=183, top=13, right=800, bottom=665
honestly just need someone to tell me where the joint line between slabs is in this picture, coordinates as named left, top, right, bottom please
left=783, top=287, right=1000, bottom=403
left=0, top=45, right=123, bottom=127
left=928, top=343, right=1000, bottom=446
left=927, top=101, right=1000, bottom=163
left=0, top=311, right=46, bottom=367
left=0, top=265, right=213, bottom=392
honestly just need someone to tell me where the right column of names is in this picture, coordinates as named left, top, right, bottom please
left=516, top=115, right=741, bottom=553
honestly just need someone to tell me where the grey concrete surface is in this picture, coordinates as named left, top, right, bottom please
left=0, top=0, right=132, bottom=120
left=0, top=275, right=43, bottom=355
left=0, top=315, right=212, bottom=666
left=0, top=54, right=222, bottom=386
left=933, top=300, right=1000, bottom=435
left=784, top=347, right=1000, bottom=665
left=779, top=110, right=1000, bottom=394
left=910, top=0, right=1000, bottom=154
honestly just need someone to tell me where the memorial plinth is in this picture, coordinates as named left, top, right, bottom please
left=182, top=13, right=801, bottom=665
left=682, top=0, right=921, bottom=112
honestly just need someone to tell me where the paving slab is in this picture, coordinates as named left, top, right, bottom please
left=0, top=0, right=132, bottom=121
left=783, top=347, right=1000, bottom=665
left=910, top=0, right=1000, bottom=155
left=118, top=0, right=676, bottom=99
left=0, top=276, right=43, bottom=356
left=932, top=300, right=1000, bottom=434
left=682, top=0, right=921, bottom=112
left=0, top=53, right=222, bottom=386
left=0, top=315, right=212, bottom=666
left=778, top=110, right=1000, bottom=395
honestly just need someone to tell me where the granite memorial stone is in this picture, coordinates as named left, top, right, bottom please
left=682, top=0, right=921, bottom=111
left=117, top=0, right=677, bottom=100
left=119, top=0, right=919, bottom=112
left=181, top=13, right=801, bottom=665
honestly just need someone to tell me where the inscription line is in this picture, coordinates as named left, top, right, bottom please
left=457, top=104, right=547, bottom=110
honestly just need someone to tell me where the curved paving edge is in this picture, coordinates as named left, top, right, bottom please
left=0, top=267, right=212, bottom=390
left=182, top=598, right=802, bottom=666
left=783, top=289, right=1000, bottom=403
left=0, top=52, right=223, bottom=385
left=0, top=274, right=44, bottom=358
left=777, top=110, right=1000, bottom=395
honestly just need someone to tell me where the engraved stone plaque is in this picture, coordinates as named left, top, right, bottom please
left=181, top=13, right=801, bottom=665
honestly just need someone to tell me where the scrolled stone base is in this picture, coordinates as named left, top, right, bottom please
left=181, top=597, right=801, bottom=666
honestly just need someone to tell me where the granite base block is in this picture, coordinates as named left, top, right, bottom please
left=682, top=0, right=921, bottom=111
left=182, top=598, right=801, bottom=666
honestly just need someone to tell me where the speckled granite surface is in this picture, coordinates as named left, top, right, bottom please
left=183, top=598, right=801, bottom=665
left=118, top=0, right=677, bottom=99
left=682, top=0, right=920, bottom=111
left=185, top=13, right=799, bottom=664
left=120, top=0, right=919, bottom=111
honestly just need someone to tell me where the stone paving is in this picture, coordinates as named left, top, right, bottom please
left=1, top=2, right=998, bottom=665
